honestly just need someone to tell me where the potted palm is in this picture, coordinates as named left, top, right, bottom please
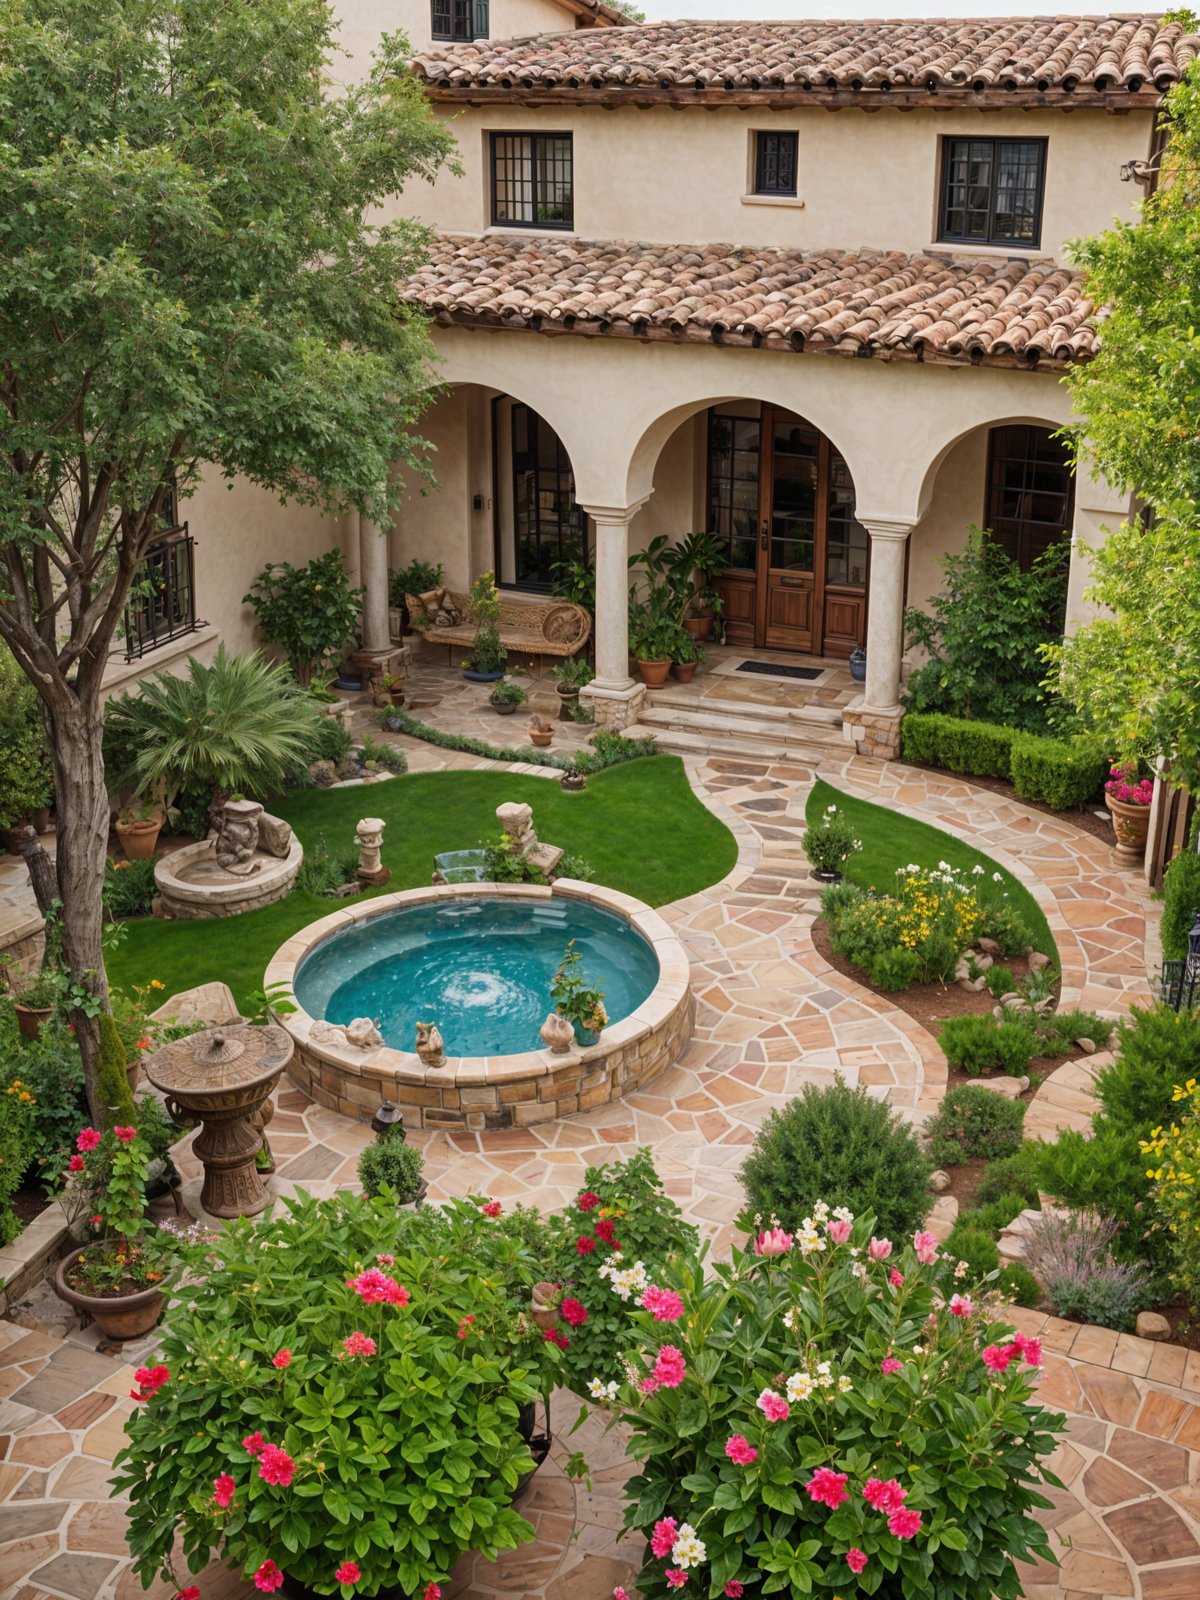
left=115, top=797, right=164, bottom=861
left=550, top=939, right=608, bottom=1046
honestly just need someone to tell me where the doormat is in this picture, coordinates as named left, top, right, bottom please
left=734, top=660, right=823, bottom=682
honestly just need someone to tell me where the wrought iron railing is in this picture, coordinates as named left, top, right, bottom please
left=122, top=524, right=204, bottom=661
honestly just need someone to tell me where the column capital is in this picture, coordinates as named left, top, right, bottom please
left=578, top=498, right=650, bottom=525
left=856, top=514, right=919, bottom=541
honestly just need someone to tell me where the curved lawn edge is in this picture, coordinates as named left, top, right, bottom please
left=106, top=755, right=737, bottom=1014
left=806, top=777, right=1059, bottom=966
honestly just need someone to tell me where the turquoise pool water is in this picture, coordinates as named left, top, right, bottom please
left=294, top=895, right=660, bottom=1057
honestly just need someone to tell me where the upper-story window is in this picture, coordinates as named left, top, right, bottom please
left=490, top=134, right=573, bottom=230
left=938, top=137, right=1046, bottom=248
left=432, top=0, right=488, bottom=41
left=753, top=132, right=798, bottom=197
left=985, top=425, right=1075, bottom=570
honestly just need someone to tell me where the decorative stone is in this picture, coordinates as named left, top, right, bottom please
left=257, top=812, right=293, bottom=858
left=496, top=801, right=536, bottom=850
left=1000, top=990, right=1023, bottom=1005
left=415, top=1021, right=446, bottom=1067
left=977, top=936, right=1002, bottom=955
left=1075, top=1036, right=1098, bottom=1054
left=310, top=759, right=337, bottom=788
left=928, top=1169, right=951, bottom=1193
left=1136, top=1311, right=1172, bottom=1341
left=214, top=798, right=263, bottom=873
left=530, top=1281, right=558, bottom=1331
left=540, top=1011, right=575, bottom=1055
left=975, top=953, right=994, bottom=971
left=149, top=981, right=239, bottom=1028
left=355, top=817, right=390, bottom=887
left=345, top=1017, right=384, bottom=1050
left=526, top=841, right=564, bottom=878
left=1028, top=950, right=1051, bottom=970
left=962, top=1074, right=1029, bottom=1098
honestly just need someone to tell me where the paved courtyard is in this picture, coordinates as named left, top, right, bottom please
left=1, top=686, right=1192, bottom=1600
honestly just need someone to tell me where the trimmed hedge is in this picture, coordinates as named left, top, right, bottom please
left=1161, top=821, right=1200, bottom=961
left=902, top=712, right=1106, bottom=811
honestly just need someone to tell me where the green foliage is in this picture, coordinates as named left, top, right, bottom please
left=243, top=550, right=363, bottom=688
left=389, top=560, right=444, bottom=610
left=866, top=946, right=921, bottom=993
left=943, top=1224, right=1000, bottom=1280
left=114, top=1193, right=555, bottom=1594
left=938, top=1015, right=1037, bottom=1077
left=304, top=715, right=353, bottom=770
left=1095, top=1003, right=1200, bottom=1134
left=1035, top=1123, right=1168, bottom=1276
left=976, top=1144, right=1045, bottom=1209
left=294, top=833, right=360, bottom=898
left=0, top=1068, right=39, bottom=1244
left=1025, top=1210, right=1152, bottom=1332
left=901, top=710, right=1106, bottom=811
left=0, top=1010, right=88, bottom=1187
left=378, top=709, right=657, bottom=779
left=550, top=557, right=596, bottom=614
left=984, top=964, right=1017, bottom=999
left=904, top=530, right=1068, bottom=732
left=102, top=857, right=157, bottom=919
left=612, top=1218, right=1062, bottom=1600
left=741, top=1078, right=932, bottom=1239
left=901, top=713, right=1017, bottom=780
left=974, top=897, right=1035, bottom=957
left=998, top=1261, right=1043, bottom=1308
left=1035, top=1008, right=1114, bottom=1057
left=0, top=646, right=52, bottom=828
left=356, top=733, right=407, bottom=773
left=549, top=939, right=606, bottom=1032
left=1010, top=733, right=1107, bottom=811
left=800, top=802, right=861, bottom=875
left=484, top=833, right=547, bottom=885
left=557, top=853, right=595, bottom=882
left=1161, top=842, right=1200, bottom=960
left=489, top=679, right=528, bottom=708
left=926, top=1085, right=1026, bottom=1165
left=464, top=572, right=507, bottom=675
left=957, top=1192, right=1030, bottom=1236
left=95, top=1014, right=136, bottom=1131
left=357, top=1137, right=425, bottom=1203
left=105, top=646, right=326, bottom=813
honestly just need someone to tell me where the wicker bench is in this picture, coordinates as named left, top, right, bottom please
left=406, top=589, right=591, bottom=663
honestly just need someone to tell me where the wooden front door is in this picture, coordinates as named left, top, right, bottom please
left=757, top=407, right=822, bottom=651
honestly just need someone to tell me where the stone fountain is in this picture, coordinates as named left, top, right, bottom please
left=154, top=798, right=304, bottom=919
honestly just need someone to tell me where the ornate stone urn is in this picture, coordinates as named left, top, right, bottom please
left=1105, top=794, right=1151, bottom=866
left=144, top=1024, right=293, bottom=1218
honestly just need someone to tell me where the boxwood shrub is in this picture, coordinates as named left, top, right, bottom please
left=901, top=713, right=1016, bottom=779
left=901, top=711, right=1107, bottom=811
left=1161, top=827, right=1200, bottom=961
left=1009, top=734, right=1107, bottom=811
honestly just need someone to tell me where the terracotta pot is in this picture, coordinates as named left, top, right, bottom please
left=54, top=1245, right=166, bottom=1341
left=32, top=807, right=51, bottom=834
left=125, top=1056, right=141, bottom=1096
left=637, top=658, right=671, bottom=689
left=671, top=661, right=697, bottom=684
left=115, top=818, right=162, bottom=861
left=491, top=700, right=520, bottom=715
left=3, top=824, right=29, bottom=857
left=14, top=1003, right=53, bottom=1042
left=684, top=613, right=713, bottom=642
left=529, top=730, right=554, bottom=748
left=1105, top=794, right=1151, bottom=866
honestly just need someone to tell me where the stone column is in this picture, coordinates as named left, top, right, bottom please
left=579, top=499, right=649, bottom=730
left=842, top=515, right=916, bottom=761
left=1065, top=457, right=1134, bottom=635
left=359, top=513, right=391, bottom=656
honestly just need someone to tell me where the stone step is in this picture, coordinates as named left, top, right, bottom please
left=634, top=705, right=846, bottom=754
left=646, top=687, right=843, bottom=728
left=625, top=723, right=841, bottom=763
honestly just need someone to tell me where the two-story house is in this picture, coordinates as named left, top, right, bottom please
left=136, top=14, right=1195, bottom=759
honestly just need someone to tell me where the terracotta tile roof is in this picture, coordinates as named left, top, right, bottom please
left=403, top=234, right=1097, bottom=369
left=413, top=15, right=1196, bottom=106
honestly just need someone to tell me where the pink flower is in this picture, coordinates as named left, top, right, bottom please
left=639, top=1376, right=659, bottom=1393
left=757, top=1389, right=789, bottom=1422
left=543, top=1326, right=570, bottom=1349
left=377, top=1254, right=394, bottom=1267
left=867, top=1236, right=892, bottom=1260
left=89, top=1214, right=103, bottom=1229
left=424, top=1586, right=442, bottom=1600
left=560, top=1297, right=588, bottom=1327
left=651, top=1518, right=678, bottom=1558
left=457, top=1316, right=475, bottom=1339
left=1011, top=1332, right=1043, bottom=1367
left=577, top=1236, right=596, bottom=1255
left=880, top=1357, right=903, bottom=1374
left=335, top=1562, right=361, bottom=1584
left=889, top=1268, right=904, bottom=1287
left=131, top=1364, right=170, bottom=1402
left=948, top=1294, right=974, bottom=1318
left=68, top=1154, right=85, bottom=1173
left=342, top=1331, right=376, bottom=1357
left=826, top=1218, right=852, bottom=1244
left=846, top=1549, right=868, bottom=1575
left=653, top=1345, right=686, bottom=1389
left=641, top=1286, right=684, bottom=1323
left=863, top=1477, right=907, bottom=1514
left=577, top=1191, right=601, bottom=1211
left=666, top=1571, right=688, bottom=1589
left=725, top=1434, right=758, bottom=1465
left=347, top=1268, right=409, bottom=1306
left=724, top=1584, right=744, bottom=1599
left=481, top=1199, right=502, bottom=1218
left=114, top=1125, right=137, bottom=1145
left=257, top=1444, right=295, bottom=1488
left=382, top=1278, right=410, bottom=1307
left=754, top=1226, right=793, bottom=1256
left=614, top=1590, right=630, bottom=1600
left=888, top=1508, right=923, bottom=1540
left=243, top=1431, right=265, bottom=1456
left=912, top=1231, right=939, bottom=1266
left=253, top=1562, right=284, bottom=1593
left=177, top=1589, right=201, bottom=1600
left=272, top=1349, right=292, bottom=1368
left=76, top=1127, right=101, bottom=1153
left=806, top=1467, right=849, bottom=1510
left=212, top=1473, right=236, bottom=1509
left=981, top=1344, right=1014, bottom=1373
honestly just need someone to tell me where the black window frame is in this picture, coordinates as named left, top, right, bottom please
left=938, top=136, right=1047, bottom=249
left=505, top=401, right=586, bottom=591
left=122, top=521, right=204, bottom=661
left=753, top=131, right=799, bottom=197
left=431, top=0, right=488, bottom=41
left=489, top=132, right=574, bottom=231
left=984, top=424, right=1075, bottom=571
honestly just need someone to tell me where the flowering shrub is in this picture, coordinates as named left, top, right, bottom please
left=1023, top=1209, right=1152, bottom=1333
left=116, top=1193, right=559, bottom=1597
left=1142, top=1079, right=1200, bottom=1314
left=0, top=1070, right=38, bottom=1243
left=1104, top=762, right=1154, bottom=807
left=600, top=1205, right=1062, bottom=1600
left=800, top=806, right=861, bottom=875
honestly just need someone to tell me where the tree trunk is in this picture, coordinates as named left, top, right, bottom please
left=44, top=695, right=111, bottom=1120
left=14, top=827, right=60, bottom=968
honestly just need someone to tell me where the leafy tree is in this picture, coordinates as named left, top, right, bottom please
left=0, top=0, right=452, bottom=1110
left=243, top=550, right=364, bottom=688
left=1051, top=50, right=1200, bottom=787
left=903, top=528, right=1069, bottom=732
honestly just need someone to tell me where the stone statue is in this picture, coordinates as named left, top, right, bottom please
left=356, top=817, right=390, bottom=887
left=310, top=1017, right=383, bottom=1052
left=214, top=799, right=264, bottom=875
left=539, top=1011, right=575, bottom=1055
left=415, top=1021, right=445, bottom=1067
left=495, top=800, right=563, bottom=879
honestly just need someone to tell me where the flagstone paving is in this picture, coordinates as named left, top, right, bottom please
left=0, top=720, right=1177, bottom=1599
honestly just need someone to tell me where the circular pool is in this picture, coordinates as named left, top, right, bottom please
left=266, top=881, right=694, bottom=1131
left=294, top=895, right=660, bottom=1056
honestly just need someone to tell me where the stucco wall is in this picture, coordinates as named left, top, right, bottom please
left=329, top=0, right=577, bottom=89
left=409, top=103, right=1152, bottom=261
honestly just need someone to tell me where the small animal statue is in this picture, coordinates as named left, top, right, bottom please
left=344, top=1017, right=384, bottom=1050
left=539, top=1011, right=574, bottom=1055
left=214, top=799, right=263, bottom=875
left=415, top=1021, right=445, bottom=1067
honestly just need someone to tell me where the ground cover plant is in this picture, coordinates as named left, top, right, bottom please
left=925, top=1085, right=1027, bottom=1167
left=107, top=760, right=737, bottom=1011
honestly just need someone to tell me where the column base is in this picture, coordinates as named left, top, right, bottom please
left=842, top=698, right=905, bottom=761
left=580, top=679, right=646, bottom=731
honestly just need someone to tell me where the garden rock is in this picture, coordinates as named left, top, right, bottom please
left=1028, top=951, right=1051, bottom=970
left=975, top=953, right=994, bottom=972
left=962, top=1075, right=1029, bottom=1099
left=309, top=759, right=337, bottom=788
left=1075, top=1037, right=1098, bottom=1055
left=257, top=813, right=293, bottom=858
left=150, top=981, right=240, bottom=1028
left=928, top=1169, right=951, bottom=1193
left=971, top=976, right=987, bottom=991
left=1000, top=991, right=1023, bottom=1005
left=9, top=1278, right=76, bottom=1340
left=977, top=937, right=1002, bottom=955
left=1135, top=1311, right=1171, bottom=1341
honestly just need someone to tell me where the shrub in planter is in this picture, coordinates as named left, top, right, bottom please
left=604, top=1207, right=1062, bottom=1600
left=357, top=1137, right=425, bottom=1204
left=741, top=1078, right=932, bottom=1239
left=115, top=1192, right=558, bottom=1599
left=925, top=1086, right=1025, bottom=1166
left=1023, top=1210, right=1152, bottom=1332
left=800, top=804, right=861, bottom=877
left=938, top=1015, right=1037, bottom=1078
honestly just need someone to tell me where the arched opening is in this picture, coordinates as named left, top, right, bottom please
left=492, top=397, right=584, bottom=592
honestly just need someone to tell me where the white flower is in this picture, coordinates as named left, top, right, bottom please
left=972, top=864, right=984, bottom=875
left=825, top=805, right=838, bottom=815
left=954, top=1259, right=969, bottom=1280
left=851, top=1261, right=868, bottom=1282
left=837, top=1375, right=853, bottom=1394
left=816, top=1361, right=835, bottom=1388
left=587, top=1377, right=620, bottom=1404
left=811, top=1200, right=830, bottom=1222
left=783, top=1307, right=798, bottom=1330
left=671, top=1525, right=707, bottom=1569
left=913, top=1344, right=926, bottom=1355
left=604, top=1259, right=650, bottom=1301
left=832, top=1205, right=854, bottom=1223
left=797, top=1228, right=825, bottom=1256
left=786, top=1371, right=815, bottom=1402
left=992, top=871, right=1003, bottom=883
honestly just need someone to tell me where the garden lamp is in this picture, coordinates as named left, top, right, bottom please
left=1186, top=912, right=1200, bottom=1007
left=370, top=1099, right=406, bottom=1143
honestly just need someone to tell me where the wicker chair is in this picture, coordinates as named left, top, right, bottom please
left=406, top=588, right=591, bottom=663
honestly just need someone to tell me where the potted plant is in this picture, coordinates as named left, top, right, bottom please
left=1104, top=761, right=1154, bottom=864
left=489, top=679, right=528, bottom=716
left=243, top=550, right=364, bottom=689
left=389, top=559, right=445, bottom=638
left=9, top=964, right=60, bottom=1042
left=667, top=531, right=726, bottom=642
left=115, top=796, right=164, bottom=861
left=115, top=1192, right=558, bottom=1600
left=528, top=715, right=556, bottom=749
left=630, top=613, right=683, bottom=690
left=373, top=671, right=405, bottom=709
left=849, top=646, right=867, bottom=683
left=800, top=803, right=862, bottom=883
left=550, top=657, right=595, bottom=719
left=671, top=635, right=706, bottom=684
left=358, top=1136, right=427, bottom=1209
left=463, top=571, right=508, bottom=683
left=550, top=938, right=608, bottom=1046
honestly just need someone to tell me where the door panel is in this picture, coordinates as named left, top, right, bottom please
left=758, top=410, right=820, bottom=651
left=717, top=573, right=757, bottom=645
left=821, top=591, right=866, bottom=657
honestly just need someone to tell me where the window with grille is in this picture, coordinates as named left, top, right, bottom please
left=985, top=425, right=1075, bottom=570
left=706, top=413, right=760, bottom=571
left=511, top=403, right=585, bottom=588
left=490, top=134, right=573, bottom=230
left=939, top=137, right=1046, bottom=248
left=754, top=132, right=798, bottom=196
left=122, top=524, right=202, bottom=660
left=432, top=0, right=487, bottom=40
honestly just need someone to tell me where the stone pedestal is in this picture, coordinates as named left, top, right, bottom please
left=356, top=817, right=391, bottom=887
left=580, top=679, right=647, bottom=730
left=842, top=700, right=904, bottom=761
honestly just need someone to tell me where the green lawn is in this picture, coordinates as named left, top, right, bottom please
left=107, top=756, right=737, bottom=1012
left=806, top=778, right=1058, bottom=963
